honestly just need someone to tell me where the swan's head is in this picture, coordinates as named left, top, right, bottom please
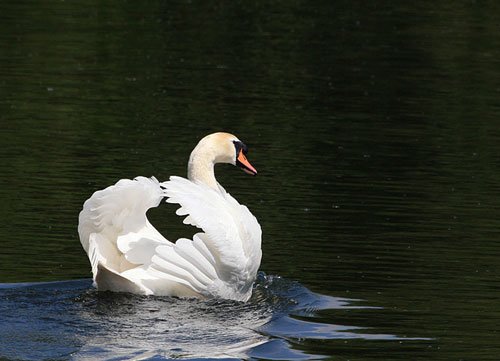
left=188, top=132, right=257, bottom=179
left=190, top=132, right=257, bottom=177
left=232, top=137, right=258, bottom=176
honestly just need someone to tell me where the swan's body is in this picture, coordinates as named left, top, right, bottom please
left=78, top=133, right=261, bottom=302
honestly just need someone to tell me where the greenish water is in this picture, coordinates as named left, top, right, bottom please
left=1, top=1, right=500, bottom=360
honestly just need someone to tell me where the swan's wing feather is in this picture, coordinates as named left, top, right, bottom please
left=88, top=233, right=101, bottom=279
left=161, top=176, right=262, bottom=290
left=192, top=233, right=216, bottom=264
left=175, top=236, right=218, bottom=280
left=117, top=233, right=168, bottom=265
left=79, top=174, right=262, bottom=300
left=164, top=178, right=241, bottom=264
left=154, top=240, right=216, bottom=285
left=231, top=203, right=262, bottom=277
left=78, top=176, right=171, bottom=280
left=79, top=176, right=169, bottom=248
left=144, top=235, right=220, bottom=296
left=88, top=233, right=146, bottom=293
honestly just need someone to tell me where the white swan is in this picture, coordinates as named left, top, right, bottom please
left=78, top=132, right=262, bottom=302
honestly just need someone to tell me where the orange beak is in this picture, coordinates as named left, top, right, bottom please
left=237, top=150, right=257, bottom=175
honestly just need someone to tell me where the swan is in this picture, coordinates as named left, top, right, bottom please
left=77, top=132, right=262, bottom=302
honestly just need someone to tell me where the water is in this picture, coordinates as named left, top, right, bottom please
left=1, top=1, right=500, bottom=360
left=0, top=276, right=410, bottom=360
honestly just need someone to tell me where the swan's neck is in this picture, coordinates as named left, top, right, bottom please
left=188, top=148, right=219, bottom=190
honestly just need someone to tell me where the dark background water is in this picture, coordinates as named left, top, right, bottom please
left=1, top=1, right=500, bottom=360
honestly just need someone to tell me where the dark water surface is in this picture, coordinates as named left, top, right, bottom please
left=1, top=1, right=500, bottom=360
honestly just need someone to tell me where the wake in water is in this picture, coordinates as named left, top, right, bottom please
left=0, top=273, right=425, bottom=360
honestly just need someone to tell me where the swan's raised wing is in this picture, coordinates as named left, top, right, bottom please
left=156, top=176, right=262, bottom=300
left=78, top=175, right=262, bottom=300
left=78, top=176, right=172, bottom=291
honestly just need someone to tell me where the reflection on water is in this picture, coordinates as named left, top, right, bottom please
left=0, top=275, right=421, bottom=360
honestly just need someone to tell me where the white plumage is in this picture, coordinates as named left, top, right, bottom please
left=78, top=133, right=262, bottom=301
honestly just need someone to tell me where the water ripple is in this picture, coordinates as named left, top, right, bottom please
left=0, top=273, right=425, bottom=360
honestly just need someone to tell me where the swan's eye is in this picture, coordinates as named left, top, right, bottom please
left=233, top=140, right=249, bottom=156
